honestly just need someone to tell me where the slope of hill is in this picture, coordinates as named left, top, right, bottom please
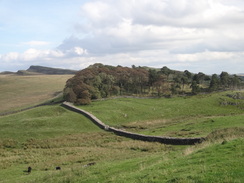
left=237, top=74, right=244, bottom=81
left=0, top=64, right=243, bottom=182
left=0, top=92, right=243, bottom=182
left=1, top=66, right=77, bottom=75
left=16, top=70, right=42, bottom=75
left=26, top=65, right=77, bottom=75
left=0, top=74, right=73, bottom=113
left=0, top=71, right=15, bottom=75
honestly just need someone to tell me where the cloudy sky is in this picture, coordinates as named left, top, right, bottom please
left=1, top=0, right=244, bottom=74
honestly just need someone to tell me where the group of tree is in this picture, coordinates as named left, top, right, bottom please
left=209, top=72, right=242, bottom=92
left=63, top=63, right=243, bottom=104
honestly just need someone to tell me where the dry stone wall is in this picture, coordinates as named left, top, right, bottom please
left=62, top=102, right=205, bottom=145
left=0, top=100, right=64, bottom=116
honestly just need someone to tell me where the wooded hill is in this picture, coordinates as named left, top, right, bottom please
left=63, top=63, right=244, bottom=104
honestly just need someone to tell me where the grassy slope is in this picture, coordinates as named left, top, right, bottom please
left=2, top=127, right=241, bottom=183
left=79, top=92, right=244, bottom=137
left=0, top=89, right=243, bottom=182
left=0, top=105, right=170, bottom=183
left=54, top=138, right=243, bottom=183
left=0, top=105, right=100, bottom=142
left=0, top=74, right=73, bottom=113
left=91, top=138, right=244, bottom=183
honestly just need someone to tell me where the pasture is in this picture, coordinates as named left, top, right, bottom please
left=0, top=74, right=73, bottom=113
left=0, top=73, right=243, bottom=182
left=0, top=104, right=243, bottom=182
left=79, top=92, right=244, bottom=137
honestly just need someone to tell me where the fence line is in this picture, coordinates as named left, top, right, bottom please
left=0, top=100, right=64, bottom=116
left=62, top=102, right=205, bottom=145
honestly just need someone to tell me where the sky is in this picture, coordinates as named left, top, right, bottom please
left=0, top=0, right=244, bottom=74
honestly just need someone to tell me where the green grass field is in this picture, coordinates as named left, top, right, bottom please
left=0, top=75, right=243, bottom=183
left=79, top=92, right=244, bottom=137
left=0, top=74, right=73, bottom=113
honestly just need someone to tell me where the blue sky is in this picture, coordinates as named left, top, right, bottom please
left=1, top=0, right=244, bottom=74
left=0, top=0, right=84, bottom=52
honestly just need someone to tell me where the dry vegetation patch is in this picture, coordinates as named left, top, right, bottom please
left=0, top=74, right=73, bottom=112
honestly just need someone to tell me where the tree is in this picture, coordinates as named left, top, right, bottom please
left=76, top=90, right=91, bottom=105
left=197, top=72, right=205, bottom=84
left=173, top=75, right=181, bottom=85
left=63, top=87, right=76, bottom=102
left=191, top=81, right=200, bottom=94
left=133, top=68, right=148, bottom=94
left=209, top=74, right=220, bottom=91
left=184, top=70, right=192, bottom=80
left=204, top=75, right=211, bottom=82
left=220, top=71, right=229, bottom=89
left=153, top=74, right=168, bottom=96
left=181, top=76, right=188, bottom=90
left=170, top=83, right=181, bottom=95
left=64, top=63, right=228, bottom=105
left=192, top=74, right=200, bottom=84
left=229, top=74, right=241, bottom=90
left=132, top=65, right=136, bottom=69
left=115, top=66, right=130, bottom=95
left=148, top=69, right=159, bottom=91
left=99, top=73, right=115, bottom=97
left=161, top=66, right=171, bottom=80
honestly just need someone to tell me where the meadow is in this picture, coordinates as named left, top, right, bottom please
left=0, top=74, right=73, bottom=113
left=0, top=73, right=243, bottom=182
left=80, top=92, right=244, bottom=137
left=0, top=106, right=243, bottom=182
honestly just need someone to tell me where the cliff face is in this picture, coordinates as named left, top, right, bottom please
left=27, top=65, right=77, bottom=75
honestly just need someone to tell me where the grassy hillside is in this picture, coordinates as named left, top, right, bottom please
left=0, top=105, right=100, bottom=142
left=79, top=92, right=244, bottom=137
left=0, top=91, right=243, bottom=182
left=0, top=105, right=168, bottom=182
left=0, top=74, right=73, bottom=113
left=34, top=137, right=243, bottom=183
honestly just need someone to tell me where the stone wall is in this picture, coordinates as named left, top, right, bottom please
left=0, top=100, right=64, bottom=116
left=61, top=102, right=205, bottom=145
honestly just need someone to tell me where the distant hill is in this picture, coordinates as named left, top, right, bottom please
left=237, top=74, right=244, bottom=81
left=26, top=65, right=77, bottom=75
left=16, top=70, right=42, bottom=75
left=0, top=71, right=15, bottom=75
left=1, top=65, right=77, bottom=75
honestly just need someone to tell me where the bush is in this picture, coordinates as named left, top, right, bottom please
left=76, top=98, right=91, bottom=105
left=63, top=88, right=77, bottom=103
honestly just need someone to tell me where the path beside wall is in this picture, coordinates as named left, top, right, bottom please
left=62, top=102, right=205, bottom=145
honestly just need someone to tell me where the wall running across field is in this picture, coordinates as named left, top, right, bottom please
left=0, top=100, right=64, bottom=116
left=62, top=102, right=205, bottom=145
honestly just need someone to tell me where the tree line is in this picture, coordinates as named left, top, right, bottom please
left=63, top=63, right=243, bottom=104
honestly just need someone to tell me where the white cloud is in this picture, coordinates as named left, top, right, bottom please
left=177, top=51, right=240, bottom=62
left=0, top=46, right=90, bottom=70
left=0, top=47, right=88, bottom=62
left=0, top=52, right=19, bottom=62
left=62, top=0, right=244, bottom=55
left=1, top=0, right=244, bottom=74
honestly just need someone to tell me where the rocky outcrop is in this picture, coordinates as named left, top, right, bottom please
left=26, top=65, right=77, bottom=75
